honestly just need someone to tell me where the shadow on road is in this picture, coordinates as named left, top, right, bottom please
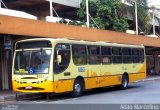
left=82, top=84, right=141, bottom=97
left=17, top=84, right=142, bottom=102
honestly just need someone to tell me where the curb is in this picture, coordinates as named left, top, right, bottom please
left=1, top=93, right=41, bottom=102
left=0, top=95, right=14, bottom=102
left=141, top=77, right=160, bottom=82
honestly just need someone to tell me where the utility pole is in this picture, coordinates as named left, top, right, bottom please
left=0, top=0, right=2, bottom=8
left=50, top=0, right=53, bottom=17
left=86, top=0, right=89, bottom=28
left=152, top=7, right=156, bottom=35
left=135, top=0, right=138, bottom=35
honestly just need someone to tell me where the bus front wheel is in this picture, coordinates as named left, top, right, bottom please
left=119, top=74, right=129, bottom=90
left=72, top=80, right=83, bottom=97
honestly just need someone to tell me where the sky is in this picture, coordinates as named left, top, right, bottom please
left=148, top=0, right=160, bottom=9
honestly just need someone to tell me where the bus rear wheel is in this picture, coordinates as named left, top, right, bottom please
left=120, top=75, right=129, bottom=89
left=72, top=80, right=83, bottom=97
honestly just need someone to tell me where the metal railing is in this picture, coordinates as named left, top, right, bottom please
left=1, top=0, right=8, bottom=9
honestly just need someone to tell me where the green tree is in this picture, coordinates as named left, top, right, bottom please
left=71, top=0, right=129, bottom=32
left=130, top=0, right=151, bottom=34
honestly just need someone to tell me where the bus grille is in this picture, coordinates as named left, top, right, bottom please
left=18, top=87, right=44, bottom=91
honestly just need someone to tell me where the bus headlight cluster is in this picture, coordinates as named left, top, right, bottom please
left=14, top=79, right=47, bottom=84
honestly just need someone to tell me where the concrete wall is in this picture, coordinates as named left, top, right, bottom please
left=1, top=15, right=160, bottom=47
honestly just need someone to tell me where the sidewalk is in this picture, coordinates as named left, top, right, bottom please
left=142, top=75, right=160, bottom=81
left=0, top=91, right=40, bottom=102
left=0, top=76, right=160, bottom=102
left=0, top=90, right=15, bottom=102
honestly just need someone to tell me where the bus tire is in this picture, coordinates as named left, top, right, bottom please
left=120, top=74, right=129, bottom=89
left=72, top=79, right=83, bottom=97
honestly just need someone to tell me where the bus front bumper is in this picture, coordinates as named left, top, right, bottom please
left=12, top=80, right=55, bottom=93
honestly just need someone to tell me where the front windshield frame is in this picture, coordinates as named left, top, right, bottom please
left=14, top=48, right=52, bottom=75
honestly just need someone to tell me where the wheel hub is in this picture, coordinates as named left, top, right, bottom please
left=123, top=78, right=127, bottom=87
left=75, top=83, right=81, bottom=93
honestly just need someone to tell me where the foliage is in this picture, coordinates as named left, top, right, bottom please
left=70, top=0, right=129, bottom=32
left=130, top=0, right=151, bottom=34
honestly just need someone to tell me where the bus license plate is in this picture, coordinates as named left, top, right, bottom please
left=26, top=86, right=32, bottom=90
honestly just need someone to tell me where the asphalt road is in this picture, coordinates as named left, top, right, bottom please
left=3, top=79, right=160, bottom=104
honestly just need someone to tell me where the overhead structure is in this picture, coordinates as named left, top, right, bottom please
left=1, top=0, right=79, bottom=19
left=0, top=15, right=160, bottom=47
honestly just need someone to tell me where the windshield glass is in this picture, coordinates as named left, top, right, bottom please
left=14, top=49, right=52, bottom=74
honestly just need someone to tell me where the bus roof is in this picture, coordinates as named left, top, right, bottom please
left=16, top=38, right=144, bottom=48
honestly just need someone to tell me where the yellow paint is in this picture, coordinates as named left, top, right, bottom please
left=129, top=63, right=146, bottom=83
left=54, top=80, right=74, bottom=93
left=12, top=72, right=146, bottom=93
left=12, top=80, right=54, bottom=93
left=85, top=75, right=122, bottom=89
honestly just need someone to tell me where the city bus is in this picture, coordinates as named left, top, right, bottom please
left=12, top=38, right=146, bottom=98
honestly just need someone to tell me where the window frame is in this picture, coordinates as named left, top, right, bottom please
left=139, top=48, right=145, bottom=63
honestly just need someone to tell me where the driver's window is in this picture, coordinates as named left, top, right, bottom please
left=53, top=44, right=70, bottom=74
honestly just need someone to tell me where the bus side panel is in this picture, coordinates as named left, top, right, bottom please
left=53, top=63, right=146, bottom=93
left=96, top=75, right=122, bottom=88
left=85, top=67, right=122, bottom=89
left=129, top=63, right=146, bottom=83
left=136, top=62, right=146, bottom=81
left=54, top=80, right=74, bottom=93
left=85, top=77, right=99, bottom=89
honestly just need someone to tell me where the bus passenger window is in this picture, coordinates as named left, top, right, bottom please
left=53, top=44, right=70, bottom=73
left=132, top=48, right=140, bottom=63
left=101, top=47, right=112, bottom=64
left=72, top=45, right=87, bottom=65
left=122, top=48, right=132, bottom=63
left=88, top=46, right=101, bottom=64
left=112, top=47, right=122, bottom=64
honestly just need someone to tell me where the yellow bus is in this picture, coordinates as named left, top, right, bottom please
left=12, top=38, right=146, bottom=98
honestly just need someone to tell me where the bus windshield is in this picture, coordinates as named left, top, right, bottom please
left=14, top=49, right=52, bottom=74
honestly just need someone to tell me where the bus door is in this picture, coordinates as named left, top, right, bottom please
left=53, top=44, right=71, bottom=92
